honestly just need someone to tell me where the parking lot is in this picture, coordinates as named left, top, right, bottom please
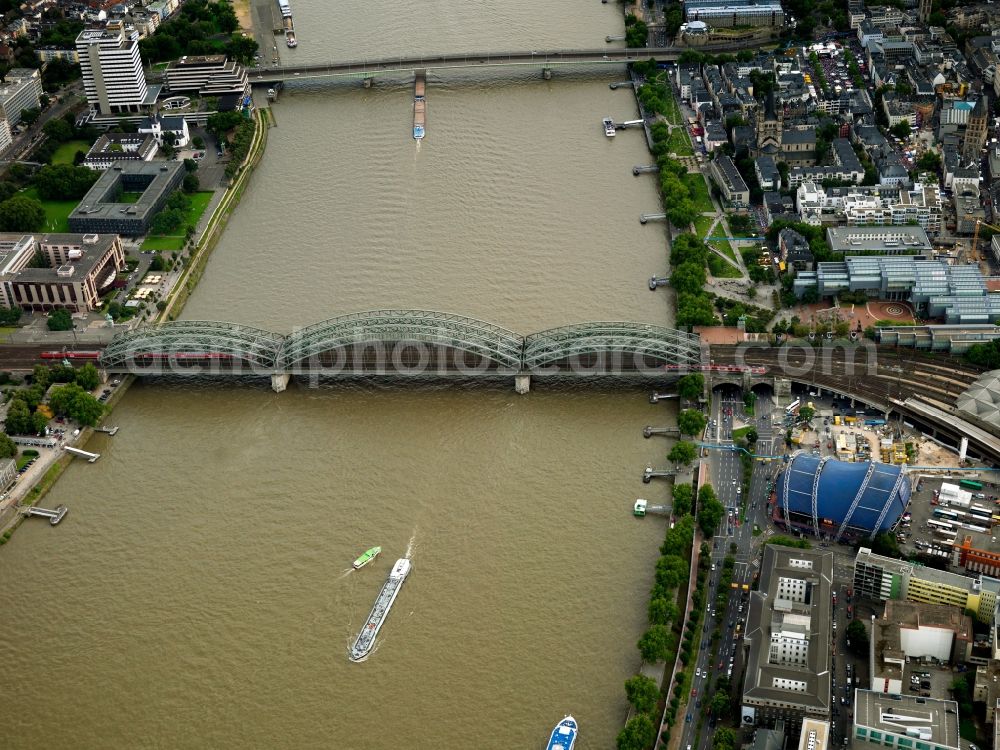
left=897, top=474, right=1000, bottom=566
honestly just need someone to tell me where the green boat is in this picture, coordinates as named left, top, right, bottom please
left=353, top=546, right=382, bottom=570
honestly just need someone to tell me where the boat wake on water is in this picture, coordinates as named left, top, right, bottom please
left=405, top=526, right=418, bottom=559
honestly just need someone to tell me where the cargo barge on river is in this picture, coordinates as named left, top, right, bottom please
left=349, top=557, right=412, bottom=661
left=413, top=69, right=426, bottom=139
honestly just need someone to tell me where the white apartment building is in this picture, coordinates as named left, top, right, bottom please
left=0, top=68, right=42, bottom=126
left=0, top=119, right=12, bottom=156
left=76, top=23, right=150, bottom=115
left=795, top=181, right=942, bottom=232
left=35, top=47, right=79, bottom=64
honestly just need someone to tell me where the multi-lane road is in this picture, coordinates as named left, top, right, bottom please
left=678, top=387, right=786, bottom=750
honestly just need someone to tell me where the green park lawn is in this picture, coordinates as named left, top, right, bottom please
left=21, top=187, right=77, bottom=233
left=141, top=191, right=214, bottom=252
left=710, top=238, right=739, bottom=263
left=683, top=173, right=715, bottom=214
left=693, top=214, right=715, bottom=239
left=708, top=251, right=741, bottom=279
left=665, top=127, right=693, bottom=156
left=657, top=80, right=683, bottom=125
left=51, top=140, right=92, bottom=166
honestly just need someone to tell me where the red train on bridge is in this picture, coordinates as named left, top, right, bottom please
left=663, top=364, right=766, bottom=375
left=40, top=351, right=238, bottom=363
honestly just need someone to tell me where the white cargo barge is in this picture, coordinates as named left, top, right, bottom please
left=349, top=558, right=411, bottom=662
left=276, top=0, right=292, bottom=18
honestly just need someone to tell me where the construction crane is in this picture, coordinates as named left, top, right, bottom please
left=971, top=219, right=1000, bottom=263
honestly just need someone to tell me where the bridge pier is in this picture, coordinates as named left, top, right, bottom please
left=363, top=76, right=373, bottom=88
left=514, top=372, right=531, bottom=395
left=271, top=373, right=291, bottom=393
left=542, top=68, right=552, bottom=80
left=98, top=368, right=110, bottom=384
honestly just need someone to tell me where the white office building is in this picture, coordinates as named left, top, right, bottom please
left=0, top=119, right=12, bottom=155
left=76, top=22, right=151, bottom=115
left=0, top=68, right=42, bottom=126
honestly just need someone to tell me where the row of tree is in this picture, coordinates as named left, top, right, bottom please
left=668, top=234, right=719, bottom=328
left=617, top=510, right=697, bottom=749
left=624, top=14, right=648, bottom=48
left=619, top=464, right=733, bottom=749
left=3, top=364, right=104, bottom=435
left=208, top=112, right=257, bottom=179
left=966, top=340, right=1000, bottom=369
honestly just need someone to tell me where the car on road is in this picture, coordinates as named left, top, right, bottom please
left=686, top=713, right=692, bottom=723
left=696, top=668, right=701, bottom=678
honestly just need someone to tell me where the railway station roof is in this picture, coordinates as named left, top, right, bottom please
left=957, top=370, right=1000, bottom=430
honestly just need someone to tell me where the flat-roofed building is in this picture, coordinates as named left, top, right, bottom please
left=0, top=67, right=42, bottom=126
left=35, top=47, right=79, bottom=64
left=684, top=0, right=785, bottom=26
left=972, top=661, right=1000, bottom=723
left=164, top=54, right=250, bottom=99
left=853, top=547, right=1000, bottom=623
left=0, top=233, right=126, bottom=313
left=870, top=601, right=973, bottom=695
left=68, top=161, right=184, bottom=236
left=876, top=324, right=1000, bottom=354
left=83, top=133, right=158, bottom=170
left=741, top=545, right=834, bottom=734
left=825, top=226, right=932, bottom=254
left=0, top=118, right=12, bottom=156
left=0, top=234, right=37, bottom=307
left=76, top=23, right=151, bottom=115
left=797, top=719, right=829, bottom=750
left=852, top=691, right=960, bottom=750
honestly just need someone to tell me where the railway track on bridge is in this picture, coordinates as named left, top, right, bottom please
left=706, top=345, right=983, bottom=407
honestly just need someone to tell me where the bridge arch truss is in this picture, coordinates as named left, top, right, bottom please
left=278, top=310, right=525, bottom=373
left=522, top=322, right=702, bottom=373
left=99, top=321, right=285, bottom=370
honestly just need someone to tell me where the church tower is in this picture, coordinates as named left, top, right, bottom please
left=756, top=90, right=783, bottom=157
left=962, top=95, right=988, bottom=165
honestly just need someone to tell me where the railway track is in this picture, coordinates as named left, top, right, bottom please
left=706, top=345, right=981, bottom=407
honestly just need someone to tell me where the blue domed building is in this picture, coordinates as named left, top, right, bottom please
left=774, top=453, right=911, bottom=539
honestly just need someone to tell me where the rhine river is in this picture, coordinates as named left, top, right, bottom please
left=0, top=1, right=681, bottom=747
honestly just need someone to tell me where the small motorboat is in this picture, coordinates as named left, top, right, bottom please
left=353, top=546, right=382, bottom=569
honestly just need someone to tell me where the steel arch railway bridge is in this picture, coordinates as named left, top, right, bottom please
left=97, top=311, right=704, bottom=391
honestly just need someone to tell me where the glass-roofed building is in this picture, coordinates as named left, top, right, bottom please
left=793, top=256, right=1000, bottom=324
